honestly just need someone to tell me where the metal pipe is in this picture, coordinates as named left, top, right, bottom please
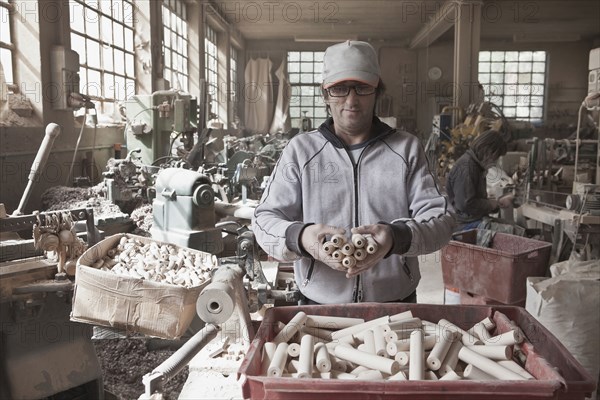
left=142, top=324, right=219, bottom=398
left=13, top=123, right=61, bottom=215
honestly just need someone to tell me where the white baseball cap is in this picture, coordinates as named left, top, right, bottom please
left=322, top=40, right=380, bottom=89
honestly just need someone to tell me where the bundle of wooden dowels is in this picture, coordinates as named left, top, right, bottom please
left=259, top=311, right=536, bottom=381
left=323, top=234, right=378, bottom=269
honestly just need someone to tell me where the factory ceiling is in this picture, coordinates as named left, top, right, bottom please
left=209, top=0, right=600, bottom=43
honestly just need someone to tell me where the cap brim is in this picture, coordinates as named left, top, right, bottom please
left=323, top=71, right=379, bottom=89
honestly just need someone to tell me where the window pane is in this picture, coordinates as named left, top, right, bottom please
left=505, top=52, right=519, bottom=62
left=87, top=39, right=100, bottom=66
left=0, top=48, right=13, bottom=84
left=71, top=33, right=87, bottom=64
left=491, top=52, right=504, bottom=62
left=532, top=62, right=545, bottom=73
left=519, top=51, right=533, bottom=62
left=479, top=51, right=490, bottom=62
left=1, top=6, right=11, bottom=43
left=103, top=45, right=113, bottom=71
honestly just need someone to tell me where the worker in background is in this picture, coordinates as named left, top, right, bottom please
left=446, top=130, right=512, bottom=232
left=252, top=40, right=455, bottom=304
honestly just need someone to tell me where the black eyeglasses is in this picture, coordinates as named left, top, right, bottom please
left=326, top=84, right=376, bottom=97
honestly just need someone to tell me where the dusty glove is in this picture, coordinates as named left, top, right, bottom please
left=345, top=224, right=393, bottom=278
left=300, top=224, right=346, bottom=272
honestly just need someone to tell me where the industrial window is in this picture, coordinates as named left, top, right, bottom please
left=230, top=46, right=238, bottom=117
left=204, top=25, right=218, bottom=122
left=287, top=51, right=327, bottom=130
left=0, top=0, right=14, bottom=87
left=162, top=0, right=188, bottom=91
left=70, top=0, right=136, bottom=115
left=479, top=51, right=547, bottom=122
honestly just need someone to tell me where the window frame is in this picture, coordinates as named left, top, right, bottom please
left=204, top=24, right=219, bottom=122
left=162, top=0, right=189, bottom=92
left=69, top=0, right=137, bottom=115
left=478, top=50, right=547, bottom=123
left=0, top=0, right=15, bottom=87
left=287, top=51, right=327, bottom=130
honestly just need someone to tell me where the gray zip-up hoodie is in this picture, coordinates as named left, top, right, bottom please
left=252, top=117, right=455, bottom=304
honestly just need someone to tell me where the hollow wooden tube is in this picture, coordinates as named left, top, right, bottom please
left=357, top=370, right=385, bottom=381
left=458, top=346, right=525, bottom=380
left=439, top=369, right=462, bottom=381
left=341, top=242, right=355, bottom=256
left=472, top=322, right=492, bottom=342
left=331, top=234, right=346, bottom=247
left=372, top=325, right=388, bottom=357
left=486, top=330, right=523, bottom=346
left=300, top=326, right=333, bottom=341
left=297, top=334, right=314, bottom=378
left=267, top=342, right=289, bottom=377
left=386, top=329, right=414, bottom=342
left=388, top=370, right=408, bottom=381
left=315, top=342, right=331, bottom=373
left=331, top=250, right=343, bottom=261
left=463, top=364, right=497, bottom=380
left=365, top=235, right=378, bottom=254
left=427, top=330, right=457, bottom=371
left=466, top=345, right=512, bottom=360
left=387, top=317, right=422, bottom=332
left=438, top=318, right=483, bottom=346
left=497, top=360, right=535, bottom=380
left=322, top=241, right=336, bottom=255
left=273, top=311, right=307, bottom=344
left=389, top=310, right=413, bottom=323
left=387, top=338, right=411, bottom=356
left=335, top=345, right=400, bottom=375
left=287, top=343, right=301, bottom=357
left=351, top=233, right=366, bottom=248
left=395, top=351, right=410, bottom=366
left=342, top=256, right=356, bottom=268
left=425, top=371, right=439, bottom=380
left=305, top=315, right=364, bottom=330
left=362, top=330, right=376, bottom=354
left=261, top=342, right=277, bottom=375
left=467, top=317, right=495, bottom=337
left=331, top=315, right=390, bottom=341
left=438, top=340, right=463, bottom=376
left=353, top=248, right=367, bottom=261
left=408, top=329, right=424, bottom=380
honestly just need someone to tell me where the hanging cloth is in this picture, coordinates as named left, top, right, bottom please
left=244, top=58, right=274, bottom=133
left=269, top=59, right=292, bottom=133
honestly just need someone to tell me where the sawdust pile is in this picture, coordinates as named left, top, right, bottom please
left=130, top=204, right=153, bottom=236
left=41, top=186, right=125, bottom=220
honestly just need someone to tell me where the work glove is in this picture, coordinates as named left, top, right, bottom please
left=300, top=224, right=346, bottom=272
left=345, top=224, right=393, bottom=278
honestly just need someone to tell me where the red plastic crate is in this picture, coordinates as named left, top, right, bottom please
left=460, top=290, right=525, bottom=308
left=238, top=303, right=595, bottom=400
left=441, top=229, right=552, bottom=304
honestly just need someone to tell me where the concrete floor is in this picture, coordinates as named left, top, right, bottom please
left=178, top=251, right=445, bottom=399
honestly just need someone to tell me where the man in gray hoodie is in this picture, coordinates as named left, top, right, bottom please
left=252, top=40, right=455, bottom=304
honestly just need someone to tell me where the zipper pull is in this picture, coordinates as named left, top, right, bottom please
left=302, top=278, right=310, bottom=287
left=357, top=289, right=363, bottom=302
left=403, top=263, right=414, bottom=283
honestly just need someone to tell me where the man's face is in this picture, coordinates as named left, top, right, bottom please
left=325, top=80, right=376, bottom=138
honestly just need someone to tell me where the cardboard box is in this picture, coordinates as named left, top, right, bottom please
left=72, top=233, right=217, bottom=339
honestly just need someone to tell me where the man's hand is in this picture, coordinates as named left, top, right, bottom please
left=300, top=224, right=346, bottom=272
left=345, top=224, right=393, bottom=278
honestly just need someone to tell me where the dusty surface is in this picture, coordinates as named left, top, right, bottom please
left=41, top=186, right=126, bottom=220
left=130, top=204, right=154, bottom=236
left=93, top=338, right=188, bottom=400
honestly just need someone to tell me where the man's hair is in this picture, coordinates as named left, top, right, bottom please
left=470, top=130, right=508, bottom=165
left=321, top=80, right=386, bottom=115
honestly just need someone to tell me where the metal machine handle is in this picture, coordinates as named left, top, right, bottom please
left=13, top=123, right=61, bottom=215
